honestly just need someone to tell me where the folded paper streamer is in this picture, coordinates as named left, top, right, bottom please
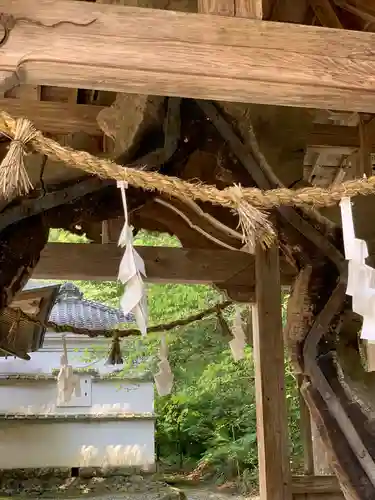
left=57, top=336, right=81, bottom=404
left=229, top=306, right=247, bottom=361
left=154, top=335, right=174, bottom=396
left=117, top=181, right=148, bottom=335
left=340, top=197, right=375, bottom=340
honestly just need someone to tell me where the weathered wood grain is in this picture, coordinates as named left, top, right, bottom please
left=252, top=242, right=292, bottom=500
left=235, top=0, right=263, bottom=18
left=292, top=475, right=341, bottom=494
left=0, top=98, right=104, bottom=135
left=2, top=1, right=375, bottom=111
left=198, top=0, right=234, bottom=16
left=33, top=243, right=257, bottom=284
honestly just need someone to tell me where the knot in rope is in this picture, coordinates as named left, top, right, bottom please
left=0, top=117, right=37, bottom=200
left=228, top=184, right=275, bottom=251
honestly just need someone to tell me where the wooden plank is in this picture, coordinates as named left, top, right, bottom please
left=292, top=475, right=341, bottom=494
left=0, top=99, right=104, bottom=135
left=198, top=0, right=234, bottom=16
left=235, top=0, right=263, bottom=19
left=33, top=243, right=297, bottom=285
left=33, top=243, right=255, bottom=284
left=16, top=84, right=42, bottom=101
left=3, top=1, right=375, bottom=111
left=252, top=242, right=292, bottom=500
left=308, top=124, right=360, bottom=148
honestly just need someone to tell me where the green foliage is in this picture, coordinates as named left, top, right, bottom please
left=48, top=228, right=302, bottom=487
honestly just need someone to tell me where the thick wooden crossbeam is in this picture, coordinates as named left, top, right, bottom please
left=33, top=244, right=297, bottom=288
left=33, top=243, right=256, bottom=284
left=2, top=0, right=375, bottom=111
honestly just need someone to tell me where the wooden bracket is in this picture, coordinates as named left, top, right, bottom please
left=197, top=100, right=345, bottom=270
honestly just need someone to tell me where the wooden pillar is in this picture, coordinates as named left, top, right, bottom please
left=252, top=243, right=292, bottom=500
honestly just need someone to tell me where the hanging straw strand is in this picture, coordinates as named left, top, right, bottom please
left=0, top=117, right=37, bottom=200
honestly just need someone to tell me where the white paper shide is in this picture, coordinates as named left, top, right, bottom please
left=56, top=336, right=81, bottom=404
left=117, top=181, right=148, bottom=335
left=340, top=197, right=375, bottom=340
left=154, top=335, right=174, bottom=396
left=229, top=306, right=246, bottom=361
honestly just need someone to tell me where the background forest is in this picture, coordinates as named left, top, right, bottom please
left=49, top=229, right=302, bottom=490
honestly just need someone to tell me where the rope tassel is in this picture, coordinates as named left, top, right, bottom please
left=229, top=185, right=275, bottom=252
left=106, top=335, right=123, bottom=365
left=0, top=118, right=36, bottom=200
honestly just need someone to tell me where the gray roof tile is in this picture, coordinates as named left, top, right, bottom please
left=25, top=280, right=132, bottom=330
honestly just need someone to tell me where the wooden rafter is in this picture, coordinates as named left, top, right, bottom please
left=332, top=0, right=375, bottom=24
left=2, top=1, right=375, bottom=111
left=309, top=0, right=343, bottom=28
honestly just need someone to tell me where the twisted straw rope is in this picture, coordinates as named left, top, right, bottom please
left=10, top=300, right=232, bottom=339
left=1, top=111, right=375, bottom=209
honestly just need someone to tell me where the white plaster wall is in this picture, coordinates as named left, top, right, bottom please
left=0, top=420, right=155, bottom=469
left=0, top=332, right=114, bottom=376
left=0, top=379, right=154, bottom=414
left=0, top=331, right=156, bottom=470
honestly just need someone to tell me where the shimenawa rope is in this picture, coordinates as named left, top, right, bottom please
left=9, top=300, right=232, bottom=339
left=2, top=112, right=375, bottom=245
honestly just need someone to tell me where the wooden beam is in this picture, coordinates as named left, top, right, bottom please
left=33, top=243, right=256, bottom=284
left=0, top=98, right=104, bottom=136
left=308, top=123, right=360, bottom=148
left=252, top=242, right=292, bottom=500
left=3, top=1, right=375, bottom=111
left=0, top=93, right=372, bottom=149
left=33, top=243, right=296, bottom=286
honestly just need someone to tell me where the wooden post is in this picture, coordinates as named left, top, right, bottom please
left=297, top=375, right=314, bottom=475
left=311, top=419, right=333, bottom=475
left=252, top=242, right=292, bottom=500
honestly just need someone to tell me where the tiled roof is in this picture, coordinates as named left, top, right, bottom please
left=24, top=281, right=131, bottom=331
